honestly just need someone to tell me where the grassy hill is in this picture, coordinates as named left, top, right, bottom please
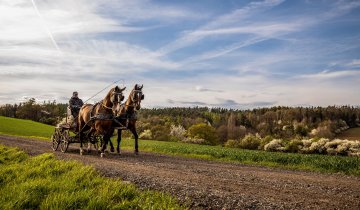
left=337, top=127, right=360, bottom=140
left=0, top=116, right=53, bottom=139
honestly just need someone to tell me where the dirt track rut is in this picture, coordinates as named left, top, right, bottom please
left=1, top=135, right=360, bottom=209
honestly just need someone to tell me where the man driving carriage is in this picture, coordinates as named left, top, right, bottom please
left=69, top=91, right=83, bottom=117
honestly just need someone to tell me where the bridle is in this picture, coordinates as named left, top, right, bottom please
left=123, top=89, right=143, bottom=109
left=102, top=91, right=124, bottom=112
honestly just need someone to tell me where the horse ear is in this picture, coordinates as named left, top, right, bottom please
left=134, top=84, right=138, bottom=89
left=114, top=86, right=119, bottom=91
left=139, top=84, right=143, bottom=90
left=120, top=87, right=126, bottom=91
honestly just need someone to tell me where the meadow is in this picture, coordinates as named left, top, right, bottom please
left=1, top=116, right=360, bottom=176
left=0, top=144, right=184, bottom=209
left=0, top=116, right=54, bottom=139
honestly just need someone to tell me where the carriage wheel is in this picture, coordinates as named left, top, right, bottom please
left=60, top=129, right=70, bottom=153
left=51, top=128, right=60, bottom=151
left=60, top=139, right=69, bottom=153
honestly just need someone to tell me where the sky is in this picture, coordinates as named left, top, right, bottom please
left=0, top=0, right=360, bottom=109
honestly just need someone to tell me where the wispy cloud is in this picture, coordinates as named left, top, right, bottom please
left=348, top=59, right=360, bottom=67
left=158, top=0, right=285, bottom=55
left=297, top=70, right=360, bottom=79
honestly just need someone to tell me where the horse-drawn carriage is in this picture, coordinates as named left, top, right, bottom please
left=51, top=106, right=102, bottom=153
left=50, top=84, right=144, bottom=157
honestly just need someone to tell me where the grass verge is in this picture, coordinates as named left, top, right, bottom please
left=118, top=138, right=360, bottom=176
left=0, top=144, right=184, bottom=209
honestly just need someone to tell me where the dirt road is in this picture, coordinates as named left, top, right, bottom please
left=1, top=135, right=359, bottom=209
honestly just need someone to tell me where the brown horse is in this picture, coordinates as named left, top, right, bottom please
left=78, top=86, right=126, bottom=156
left=113, top=84, right=144, bottom=155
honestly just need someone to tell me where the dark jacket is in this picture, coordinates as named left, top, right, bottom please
left=69, top=97, right=83, bottom=116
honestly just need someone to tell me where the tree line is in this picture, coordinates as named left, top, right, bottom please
left=1, top=99, right=359, bottom=145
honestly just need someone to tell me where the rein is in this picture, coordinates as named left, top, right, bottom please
left=101, top=101, right=113, bottom=110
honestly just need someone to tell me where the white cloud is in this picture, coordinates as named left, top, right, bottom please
left=97, top=0, right=207, bottom=22
left=297, top=70, right=360, bottom=79
left=348, top=59, right=360, bottom=66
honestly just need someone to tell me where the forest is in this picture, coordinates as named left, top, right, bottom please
left=1, top=98, right=359, bottom=149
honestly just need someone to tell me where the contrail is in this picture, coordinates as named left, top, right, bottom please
left=31, top=0, right=60, bottom=51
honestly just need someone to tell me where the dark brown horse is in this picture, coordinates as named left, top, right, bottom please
left=78, top=86, right=125, bottom=156
left=114, top=84, right=144, bottom=155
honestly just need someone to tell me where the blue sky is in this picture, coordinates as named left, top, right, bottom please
left=0, top=0, right=359, bottom=109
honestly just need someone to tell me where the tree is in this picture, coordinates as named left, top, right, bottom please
left=188, top=123, right=218, bottom=145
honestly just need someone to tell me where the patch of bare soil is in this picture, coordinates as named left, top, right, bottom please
left=1, top=135, right=359, bottom=209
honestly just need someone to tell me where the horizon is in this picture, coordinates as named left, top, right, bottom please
left=1, top=0, right=360, bottom=109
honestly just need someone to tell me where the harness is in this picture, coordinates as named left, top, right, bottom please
left=89, top=101, right=114, bottom=121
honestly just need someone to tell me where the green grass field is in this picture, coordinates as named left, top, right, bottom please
left=1, top=116, right=360, bottom=176
left=337, top=127, right=360, bottom=140
left=0, top=145, right=184, bottom=209
left=0, top=116, right=54, bottom=139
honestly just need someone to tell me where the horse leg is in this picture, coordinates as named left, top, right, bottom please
left=116, top=129, right=122, bottom=154
left=87, top=142, right=91, bottom=153
left=100, top=134, right=109, bottom=158
left=109, top=138, right=115, bottom=153
left=79, top=119, right=84, bottom=155
left=130, top=127, right=139, bottom=155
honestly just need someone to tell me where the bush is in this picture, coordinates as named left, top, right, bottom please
left=239, top=134, right=261, bottom=150
left=169, top=125, right=186, bottom=141
left=259, top=135, right=273, bottom=150
left=151, top=125, right=170, bottom=141
left=139, top=129, right=152, bottom=139
left=285, top=139, right=303, bottom=153
left=224, top=140, right=239, bottom=148
left=295, top=125, right=308, bottom=137
left=181, top=138, right=205, bottom=145
left=306, top=138, right=330, bottom=154
left=264, top=139, right=286, bottom=152
left=188, top=123, right=218, bottom=145
left=324, top=139, right=360, bottom=156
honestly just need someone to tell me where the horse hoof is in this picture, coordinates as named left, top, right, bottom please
left=134, top=151, right=139, bottom=155
left=80, top=149, right=84, bottom=155
left=100, top=153, right=105, bottom=158
left=110, top=148, right=115, bottom=153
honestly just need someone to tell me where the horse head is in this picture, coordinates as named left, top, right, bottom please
left=131, top=84, right=144, bottom=110
left=104, top=86, right=126, bottom=114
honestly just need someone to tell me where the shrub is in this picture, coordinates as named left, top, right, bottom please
left=311, top=121, right=335, bottom=139
left=294, top=125, right=308, bottom=137
left=151, top=125, right=170, bottom=141
left=259, top=135, right=273, bottom=150
left=188, top=123, right=218, bottom=145
left=181, top=137, right=205, bottom=145
left=224, top=140, right=239, bottom=148
left=308, top=138, right=329, bottom=154
left=264, top=139, right=286, bottom=152
left=324, top=139, right=360, bottom=156
left=285, top=139, right=303, bottom=153
left=139, top=129, right=152, bottom=140
left=169, top=125, right=186, bottom=141
left=239, top=134, right=261, bottom=150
